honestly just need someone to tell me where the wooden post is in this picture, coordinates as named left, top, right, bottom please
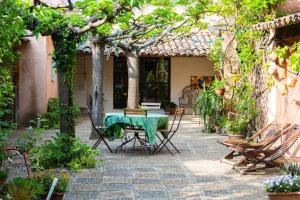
left=90, top=41, right=105, bottom=138
left=126, top=52, right=139, bottom=109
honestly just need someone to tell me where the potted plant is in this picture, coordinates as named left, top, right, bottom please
left=162, top=102, right=177, bottom=115
left=212, top=80, right=225, bottom=96
left=32, top=170, right=69, bottom=200
left=225, top=120, right=243, bottom=139
left=225, top=113, right=249, bottom=139
left=4, top=177, right=44, bottom=200
left=287, top=43, right=300, bottom=87
left=268, top=61, right=279, bottom=76
left=274, top=46, right=289, bottom=80
left=194, top=89, right=223, bottom=133
left=264, top=175, right=300, bottom=200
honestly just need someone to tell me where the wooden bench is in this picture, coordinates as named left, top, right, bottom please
left=141, top=102, right=161, bottom=110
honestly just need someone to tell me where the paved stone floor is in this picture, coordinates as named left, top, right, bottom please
left=64, top=115, right=280, bottom=200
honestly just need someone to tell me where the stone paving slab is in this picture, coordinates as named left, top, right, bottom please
left=63, top=115, right=280, bottom=200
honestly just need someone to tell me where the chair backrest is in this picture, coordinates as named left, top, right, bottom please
left=169, top=108, right=185, bottom=132
left=266, top=124, right=300, bottom=161
left=124, top=108, right=148, bottom=117
left=250, top=122, right=291, bottom=143
left=179, top=86, right=196, bottom=108
left=141, top=102, right=161, bottom=110
left=88, top=110, right=100, bottom=133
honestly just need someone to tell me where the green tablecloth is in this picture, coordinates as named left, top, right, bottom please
left=104, top=113, right=169, bottom=145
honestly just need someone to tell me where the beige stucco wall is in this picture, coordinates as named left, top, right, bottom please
left=74, top=54, right=114, bottom=112
left=75, top=55, right=215, bottom=113
left=170, top=57, right=215, bottom=105
left=18, top=36, right=58, bottom=126
left=267, top=80, right=300, bottom=125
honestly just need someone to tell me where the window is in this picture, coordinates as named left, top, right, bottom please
left=113, top=57, right=128, bottom=109
left=113, top=56, right=171, bottom=109
left=51, top=60, right=56, bottom=81
left=139, top=57, right=170, bottom=103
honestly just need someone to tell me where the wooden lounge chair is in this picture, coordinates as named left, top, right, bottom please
left=153, top=108, right=184, bottom=155
left=233, top=124, right=300, bottom=174
left=218, top=121, right=291, bottom=159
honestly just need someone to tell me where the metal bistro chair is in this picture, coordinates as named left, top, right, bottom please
left=154, top=108, right=184, bottom=155
left=116, top=108, right=148, bottom=150
left=88, top=111, right=113, bottom=153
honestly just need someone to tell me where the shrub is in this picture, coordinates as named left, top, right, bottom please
left=281, top=162, right=300, bottom=177
left=4, top=177, right=43, bottom=200
left=161, top=101, right=177, bottom=109
left=16, top=128, right=44, bottom=154
left=34, top=98, right=80, bottom=129
left=32, top=170, right=69, bottom=195
left=264, top=175, right=300, bottom=193
left=29, top=133, right=99, bottom=171
left=0, top=169, right=9, bottom=184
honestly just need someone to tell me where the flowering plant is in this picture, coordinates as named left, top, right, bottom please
left=264, top=175, right=300, bottom=193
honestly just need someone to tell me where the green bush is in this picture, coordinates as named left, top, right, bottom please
left=0, top=169, right=9, bottom=184
left=32, top=170, right=69, bottom=195
left=29, top=133, right=99, bottom=171
left=4, top=177, right=43, bottom=200
left=40, top=98, right=60, bottom=129
left=281, top=162, right=300, bottom=177
left=36, top=98, right=80, bottom=129
left=161, top=101, right=177, bottom=109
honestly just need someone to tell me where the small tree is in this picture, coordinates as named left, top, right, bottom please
left=74, top=0, right=210, bottom=138
left=0, top=0, right=26, bottom=169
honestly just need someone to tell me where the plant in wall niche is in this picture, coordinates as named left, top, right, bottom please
left=287, top=42, right=300, bottom=87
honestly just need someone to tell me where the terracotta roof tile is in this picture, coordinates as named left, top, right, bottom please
left=252, top=13, right=300, bottom=31
left=77, top=30, right=215, bottom=57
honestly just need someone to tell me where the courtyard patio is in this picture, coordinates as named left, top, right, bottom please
left=63, top=115, right=278, bottom=200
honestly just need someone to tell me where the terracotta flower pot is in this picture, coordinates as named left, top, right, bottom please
left=216, top=88, right=225, bottom=96
left=278, top=58, right=287, bottom=67
left=268, top=62, right=278, bottom=76
left=267, top=192, right=300, bottom=200
left=286, top=76, right=298, bottom=87
left=279, top=83, right=288, bottom=95
left=277, top=67, right=287, bottom=79
left=287, top=70, right=298, bottom=87
left=268, top=53, right=278, bottom=63
left=227, top=131, right=243, bottom=140
left=51, top=192, right=64, bottom=200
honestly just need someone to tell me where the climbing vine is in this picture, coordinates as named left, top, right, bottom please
left=207, top=0, right=285, bottom=132
left=31, top=6, right=85, bottom=137
left=0, top=0, right=26, bottom=169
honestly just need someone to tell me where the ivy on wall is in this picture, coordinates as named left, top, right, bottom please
left=208, top=0, right=285, bottom=130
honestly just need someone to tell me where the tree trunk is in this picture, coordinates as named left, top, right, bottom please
left=53, top=38, right=75, bottom=137
left=126, top=52, right=139, bottom=109
left=57, top=63, right=75, bottom=137
left=90, top=42, right=105, bottom=139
